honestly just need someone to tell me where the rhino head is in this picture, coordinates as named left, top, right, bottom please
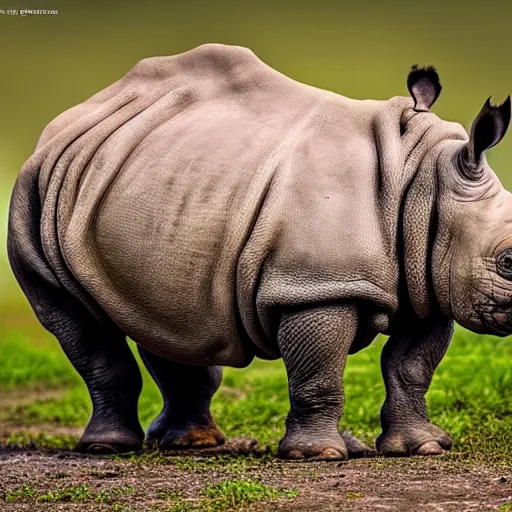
left=406, top=67, right=512, bottom=335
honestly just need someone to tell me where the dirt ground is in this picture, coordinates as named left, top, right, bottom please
left=1, top=437, right=511, bottom=512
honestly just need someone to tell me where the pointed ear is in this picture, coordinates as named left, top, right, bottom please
left=465, top=96, right=511, bottom=165
left=407, top=65, right=442, bottom=112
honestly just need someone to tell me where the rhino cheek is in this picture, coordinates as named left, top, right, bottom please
left=448, top=261, right=483, bottom=331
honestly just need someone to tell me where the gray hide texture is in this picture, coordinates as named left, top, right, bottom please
left=8, top=44, right=512, bottom=459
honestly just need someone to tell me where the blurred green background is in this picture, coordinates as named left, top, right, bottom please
left=1, top=0, right=512, bottom=328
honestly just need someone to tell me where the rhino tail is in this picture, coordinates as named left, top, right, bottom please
left=7, top=158, right=61, bottom=289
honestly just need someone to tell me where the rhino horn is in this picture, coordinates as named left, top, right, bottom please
left=407, top=65, right=442, bottom=113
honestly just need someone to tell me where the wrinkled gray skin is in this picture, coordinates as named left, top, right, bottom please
left=8, top=44, right=512, bottom=460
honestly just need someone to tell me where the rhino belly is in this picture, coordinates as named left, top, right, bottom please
left=79, top=179, right=252, bottom=366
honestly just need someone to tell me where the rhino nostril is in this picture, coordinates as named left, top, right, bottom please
left=493, top=311, right=509, bottom=324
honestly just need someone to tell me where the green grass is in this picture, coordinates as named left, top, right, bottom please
left=0, top=332, right=81, bottom=391
left=1, top=323, right=512, bottom=463
left=3, top=483, right=133, bottom=503
left=199, top=478, right=298, bottom=511
left=345, top=491, right=364, bottom=499
left=4, top=431, right=76, bottom=450
left=152, top=480, right=299, bottom=512
left=2, top=478, right=297, bottom=510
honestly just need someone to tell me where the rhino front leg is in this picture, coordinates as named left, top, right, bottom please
left=377, top=315, right=453, bottom=456
left=138, top=348, right=225, bottom=450
left=276, top=304, right=357, bottom=461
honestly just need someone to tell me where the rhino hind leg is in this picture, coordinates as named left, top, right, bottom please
left=276, top=304, right=358, bottom=461
left=377, top=315, right=454, bottom=457
left=9, top=263, right=144, bottom=454
left=138, top=347, right=225, bottom=450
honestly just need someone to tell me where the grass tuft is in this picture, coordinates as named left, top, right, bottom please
left=2, top=483, right=134, bottom=504
left=5, top=431, right=77, bottom=450
left=199, top=478, right=298, bottom=511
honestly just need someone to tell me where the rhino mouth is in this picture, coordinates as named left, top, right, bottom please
left=475, top=304, right=512, bottom=336
left=472, top=267, right=512, bottom=336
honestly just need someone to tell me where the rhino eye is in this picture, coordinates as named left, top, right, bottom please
left=497, top=249, right=512, bottom=279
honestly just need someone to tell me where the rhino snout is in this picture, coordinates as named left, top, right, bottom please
left=488, top=307, right=512, bottom=336
left=474, top=302, right=512, bottom=336
left=471, top=248, right=512, bottom=335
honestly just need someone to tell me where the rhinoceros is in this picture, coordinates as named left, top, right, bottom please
left=7, top=43, right=511, bottom=460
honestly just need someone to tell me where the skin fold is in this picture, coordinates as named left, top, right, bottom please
left=7, top=44, right=512, bottom=459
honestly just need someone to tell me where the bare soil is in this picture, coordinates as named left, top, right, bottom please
left=1, top=438, right=511, bottom=511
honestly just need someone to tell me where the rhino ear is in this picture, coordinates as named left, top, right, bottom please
left=407, top=65, right=442, bottom=112
left=465, top=96, right=511, bottom=165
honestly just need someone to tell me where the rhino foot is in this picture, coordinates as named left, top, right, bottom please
left=277, top=430, right=349, bottom=461
left=146, top=421, right=226, bottom=450
left=277, top=431, right=374, bottom=461
left=376, top=423, right=452, bottom=457
left=75, top=428, right=144, bottom=455
left=277, top=444, right=348, bottom=461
